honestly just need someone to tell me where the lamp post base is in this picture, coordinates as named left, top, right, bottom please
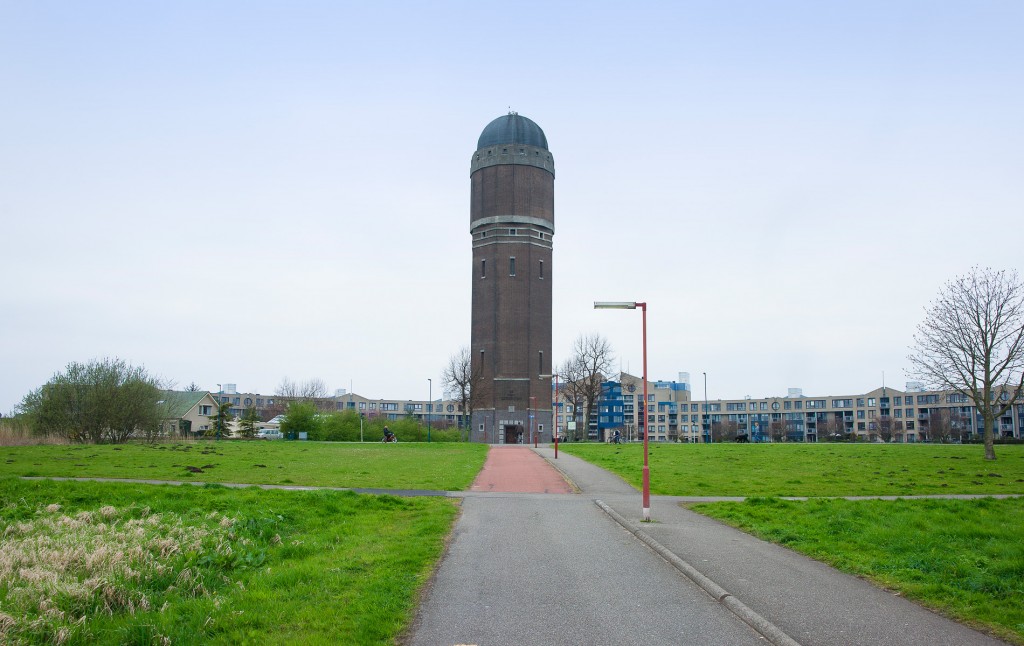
left=642, top=465, right=651, bottom=521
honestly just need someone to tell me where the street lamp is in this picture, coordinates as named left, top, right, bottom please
left=594, top=301, right=651, bottom=521
left=427, top=378, right=432, bottom=443
left=539, top=373, right=559, bottom=458
left=703, top=372, right=710, bottom=444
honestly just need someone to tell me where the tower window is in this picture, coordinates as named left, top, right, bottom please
left=481, top=259, right=486, bottom=278
left=509, top=257, right=516, bottom=276
left=480, top=350, right=485, bottom=369
left=539, top=260, right=544, bottom=279
left=539, top=351, right=543, bottom=374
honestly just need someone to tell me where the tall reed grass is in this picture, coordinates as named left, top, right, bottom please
left=0, top=417, right=67, bottom=446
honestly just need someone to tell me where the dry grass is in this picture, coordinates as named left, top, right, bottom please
left=0, top=418, right=67, bottom=446
left=0, top=501, right=247, bottom=644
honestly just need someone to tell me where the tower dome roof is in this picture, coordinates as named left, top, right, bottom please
left=477, top=113, right=548, bottom=150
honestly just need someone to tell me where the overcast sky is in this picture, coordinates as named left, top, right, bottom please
left=2, top=1, right=1022, bottom=413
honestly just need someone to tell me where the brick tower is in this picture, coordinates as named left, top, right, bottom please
left=470, top=113, right=554, bottom=444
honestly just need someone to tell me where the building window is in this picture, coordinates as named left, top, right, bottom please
left=359, top=402, right=366, bottom=409
left=480, top=349, right=485, bottom=368
left=481, top=259, right=486, bottom=278
left=539, top=351, right=544, bottom=374
left=868, top=398, right=877, bottom=407
left=509, top=257, right=516, bottom=276
left=539, top=260, right=544, bottom=278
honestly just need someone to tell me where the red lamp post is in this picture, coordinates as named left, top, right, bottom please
left=595, top=301, right=650, bottom=521
left=539, top=373, right=560, bottom=458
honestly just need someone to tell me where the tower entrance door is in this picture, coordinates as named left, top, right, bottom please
left=502, top=424, right=523, bottom=444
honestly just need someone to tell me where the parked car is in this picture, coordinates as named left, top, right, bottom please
left=256, top=429, right=283, bottom=440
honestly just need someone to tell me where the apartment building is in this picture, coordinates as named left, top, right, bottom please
left=211, top=384, right=468, bottom=429
left=557, top=373, right=1024, bottom=443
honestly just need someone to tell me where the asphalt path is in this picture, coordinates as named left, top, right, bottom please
left=407, top=494, right=766, bottom=646
left=408, top=446, right=766, bottom=645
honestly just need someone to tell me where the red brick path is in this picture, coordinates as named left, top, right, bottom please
left=470, top=446, right=574, bottom=493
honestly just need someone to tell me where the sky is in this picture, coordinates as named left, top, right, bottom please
left=2, top=1, right=1022, bottom=413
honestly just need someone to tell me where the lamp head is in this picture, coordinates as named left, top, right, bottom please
left=594, top=301, right=637, bottom=310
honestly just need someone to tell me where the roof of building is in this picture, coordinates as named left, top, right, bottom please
left=159, top=390, right=209, bottom=418
left=477, top=113, right=548, bottom=150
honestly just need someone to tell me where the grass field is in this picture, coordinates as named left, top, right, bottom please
left=0, top=441, right=489, bottom=491
left=0, top=476, right=458, bottom=645
left=559, top=442, right=1024, bottom=496
left=693, top=496, right=1024, bottom=644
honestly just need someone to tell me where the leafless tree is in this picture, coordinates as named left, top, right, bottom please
left=713, top=419, right=739, bottom=442
left=559, top=334, right=614, bottom=440
left=769, top=418, right=787, bottom=442
left=818, top=416, right=846, bottom=441
left=876, top=415, right=895, bottom=442
left=926, top=409, right=958, bottom=443
left=908, top=267, right=1024, bottom=460
left=442, top=346, right=487, bottom=430
left=275, top=377, right=328, bottom=400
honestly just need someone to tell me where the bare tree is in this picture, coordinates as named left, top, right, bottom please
left=876, top=415, right=895, bottom=443
left=769, top=418, right=787, bottom=442
left=926, top=409, right=957, bottom=443
left=818, top=416, right=846, bottom=442
left=275, top=377, right=328, bottom=400
left=908, top=267, right=1024, bottom=460
left=559, top=334, right=614, bottom=441
left=442, top=346, right=487, bottom=431
left=712, top=419, right=738, bottom=442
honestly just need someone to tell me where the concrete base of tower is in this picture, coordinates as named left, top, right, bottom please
left=470, top=410, right=554, bottom=444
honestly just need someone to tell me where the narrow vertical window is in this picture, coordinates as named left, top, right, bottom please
left=479, top=350, right=485, bottom=369
left=539, top=260, right=544, bottom=278
left=509, top=257, right=516, bottom=276
left=539, top=351, right=544, bottom=374
left=481, top=259, right=486, bottom=278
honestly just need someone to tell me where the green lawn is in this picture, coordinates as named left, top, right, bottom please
left=0, top=476, right=458, bottom=645
left=0, top=441, right=489, bottom=491
left=693, top=496, right=1024, bottom=644
left=559, top=442, right=1024, bottom=496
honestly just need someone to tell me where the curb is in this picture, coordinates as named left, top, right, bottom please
left=530, top=447, right=582, bottom=494
left=595, top=499, right=801, bottom=646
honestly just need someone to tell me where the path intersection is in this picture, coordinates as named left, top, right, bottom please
left=407, top=445, right=1007, bottom=646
